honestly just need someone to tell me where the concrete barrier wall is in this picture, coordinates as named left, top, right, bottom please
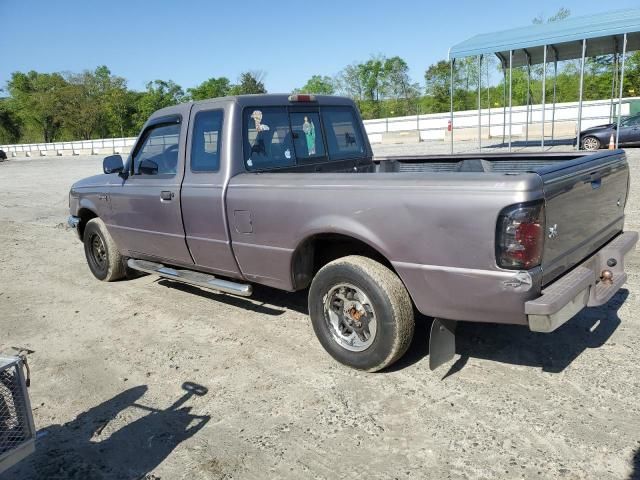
left=1, top=97, right=637, bottom=155
left=0, top=137, right=138, bottom=158
left=363, top=97, right=637, bottom=143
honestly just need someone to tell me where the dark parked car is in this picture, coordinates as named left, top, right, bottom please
left=0, top=149, right=7, bottom=161
left=579, top=113, right=640, bottom=150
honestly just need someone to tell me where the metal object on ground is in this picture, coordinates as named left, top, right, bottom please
left=0, top=356, right=36, bottom=474
left=429, top=319, right=457, bottom=371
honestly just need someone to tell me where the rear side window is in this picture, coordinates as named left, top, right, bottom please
left=191, top=110, right=223, bottom=172
left=322, top=107, right=365, bottom=160
left=244, top=107, right=296, bottom=171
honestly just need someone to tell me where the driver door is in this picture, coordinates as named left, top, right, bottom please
left=108, top=116, right=194, bottom=265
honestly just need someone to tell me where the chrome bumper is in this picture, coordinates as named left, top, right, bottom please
left=67, top=215, right=82, bottom=240
left=526, top=231, right=638, bottom=332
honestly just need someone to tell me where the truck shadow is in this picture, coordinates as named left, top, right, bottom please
left=156, top=278, right=626, bottom=376
left=442, top=288, right=628, bottom=377
left=631, top=447, right=640, bottom=480
left=156, top=278, right=309, bottom=316
left=1, top=382, right=210, bottom=480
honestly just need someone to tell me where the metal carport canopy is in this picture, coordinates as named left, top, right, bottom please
left=449, top=8, right=640, bottom=66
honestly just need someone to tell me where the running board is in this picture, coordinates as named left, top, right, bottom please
left=127, top=259, right=253, bottom=297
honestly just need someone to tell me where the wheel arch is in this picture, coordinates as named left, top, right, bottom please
left=76, top=207, right=99, bottom=240
left=290, top=231, right=401, bottom=291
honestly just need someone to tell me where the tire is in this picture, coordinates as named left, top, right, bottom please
left=581, top=136, right=601, bottom=151
left=308, top=255, right=414, bottom=372
left=83, top=218, right=125, bottom=281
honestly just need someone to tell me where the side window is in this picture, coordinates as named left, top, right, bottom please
left=622, top=115, right=640, bottom=127
left=133, top=122, right=181, bottom=176
left=322, top=107, right=365, bottom=160
left=191, top=110, right=223, bottom=172
left=244, top=107, right=296, bottom=171
left=289, top=112, right=326, bottom=161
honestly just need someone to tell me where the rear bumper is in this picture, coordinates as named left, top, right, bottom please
left=526, top=231, right=638, bottom=332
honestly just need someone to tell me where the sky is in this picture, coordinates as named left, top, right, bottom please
left=1, top=0, right=639, bottom=94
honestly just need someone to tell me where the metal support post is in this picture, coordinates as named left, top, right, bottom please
left=576, top=39, right=587, bottom=150
left=616, top=33, right=628, bottom=148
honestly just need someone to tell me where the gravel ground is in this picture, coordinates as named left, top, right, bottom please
left=0, top=145, right=639, bottom=480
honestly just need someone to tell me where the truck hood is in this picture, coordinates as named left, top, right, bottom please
left=71, top=174, right=111, bottom=189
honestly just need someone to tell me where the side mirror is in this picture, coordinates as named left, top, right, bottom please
left=103, top=155, right=124, bottom=174
left=139, top=159, right=158, bottom=175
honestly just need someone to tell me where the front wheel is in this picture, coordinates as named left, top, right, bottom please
left=83, top=218, right=125, bottom=281
left=308, top=256, right=415, bottom=372
left=581, top=136, right=601, bottom=151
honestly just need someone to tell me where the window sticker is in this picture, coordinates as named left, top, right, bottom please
left=303, top=116, right=316, bottom=155
left=250, top=110, right=270, bottom=157
left=284, top=148, right=291, bottom=159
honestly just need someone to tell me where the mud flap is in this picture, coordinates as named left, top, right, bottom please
left=429, top=318, right=457, bottom=370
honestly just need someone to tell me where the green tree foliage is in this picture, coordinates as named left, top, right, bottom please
left=293, top=75, right=335, bottom=95
left=229, top=71, right=267, bottom=95
left=135, top=80, right=185, bottom=129
left=0, top=98, right=22, bottom=143
left=338, top=55, right=421, bottom=118
left=187, top=77, right=231, bottom=100
left=7, top=71, right=67, bottom=142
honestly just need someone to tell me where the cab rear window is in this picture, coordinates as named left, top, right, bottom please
left=321, top=107, right=365, bottom=160
left=243, top=105, right=365, bottom=171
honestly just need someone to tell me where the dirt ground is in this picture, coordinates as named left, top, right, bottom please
left=1, top=146, right=639, bottom=480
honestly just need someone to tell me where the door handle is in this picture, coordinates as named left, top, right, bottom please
left=160, top=191, right=174, bottom=201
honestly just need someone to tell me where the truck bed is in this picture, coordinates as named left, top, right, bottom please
left=374, top=150, right=629, bottom=286
left=374, top=151, right=604, bottom=174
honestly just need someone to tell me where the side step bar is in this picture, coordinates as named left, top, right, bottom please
left=127, top=259, right=253, bottom=297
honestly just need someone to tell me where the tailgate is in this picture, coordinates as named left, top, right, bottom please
left=539, top=151, right=629, bottom=285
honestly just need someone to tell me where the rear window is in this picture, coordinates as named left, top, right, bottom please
left=243, top=105, right=366, bottom=171
left=244, top=107, right=296, bottom=171
left=322, top=107, right=365, bottom=160
left=289, top=112, right=326, bottom=161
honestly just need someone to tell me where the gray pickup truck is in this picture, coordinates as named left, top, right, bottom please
left=68, top=94, right=637, bottom=372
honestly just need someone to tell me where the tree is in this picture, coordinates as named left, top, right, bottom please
left=187, top=77, right=231, bottom=100
left=337, top=63, right=364, bottom=100
left=532, top=7, right=570, bottom=24
left=294, top=75, right=335, bottom=95
left=424, top=60, right=451, bottom=113
left=135, top=80, right=185, bottom=129
left=229, top=71, right=267, bottom=95
left=0, top=98, right=22, bottom=143
left=7, top=71, right=68, bottom=142
left=383, top=56, right=420, bottom=115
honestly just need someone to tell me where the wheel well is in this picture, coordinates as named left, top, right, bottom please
left=77, top=208, right=98, bottom=239
left=291, top=233, right=395, bottom=290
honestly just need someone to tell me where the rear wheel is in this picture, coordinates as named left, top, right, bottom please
left=308, top=256, right=414, bottom=372
left=83, top=218, right=125, bottom=281
left=581, top=136, right=601, bottom=151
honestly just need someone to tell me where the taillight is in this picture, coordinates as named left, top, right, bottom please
left=496, top=201, right=545, bottom=269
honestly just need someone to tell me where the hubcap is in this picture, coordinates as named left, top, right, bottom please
left=323, top=283, right=377, bottom=352
left=583, top=137, right=598, bottom=150
left=91, top=234, right=107, bottom=269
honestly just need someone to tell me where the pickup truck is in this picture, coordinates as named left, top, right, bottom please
left=68, top=94, right=638, bottom=372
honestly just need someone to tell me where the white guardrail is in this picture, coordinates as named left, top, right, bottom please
left=1, top=97, right=637, bottom=156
